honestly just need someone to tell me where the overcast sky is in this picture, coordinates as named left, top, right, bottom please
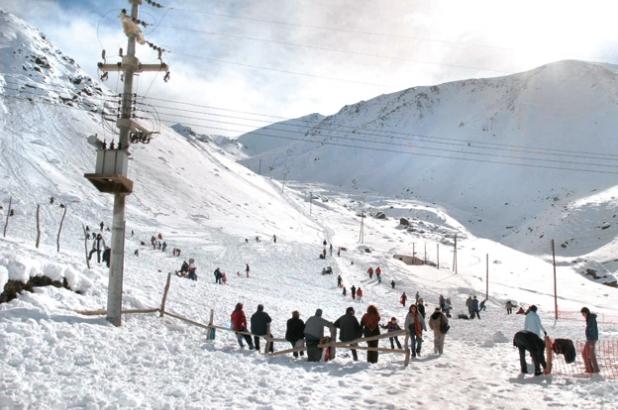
left=3, top=0, right=618, bottom=135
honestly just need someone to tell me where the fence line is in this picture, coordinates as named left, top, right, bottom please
left=551, top=339, right=618, bottom=379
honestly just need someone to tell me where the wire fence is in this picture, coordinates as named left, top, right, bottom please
left=551, top=339, right=618, bottom=379
left=555, top=311, right=618, bottom=325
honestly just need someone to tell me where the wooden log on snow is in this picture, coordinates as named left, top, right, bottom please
left=159, top=272, right=172, bottom=317
left=3, top=196, right=11, bottom=238
left=56, top=205, right=67, bottom=253
left=35, top=204, right=41, bottom=248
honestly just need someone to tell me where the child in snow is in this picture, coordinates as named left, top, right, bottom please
left=380, top=317, right=402, bottom=349
left=356, top=287, right=364, bottom=301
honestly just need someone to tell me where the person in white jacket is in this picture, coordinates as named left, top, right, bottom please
left=524, top=305, right=546, bottom=339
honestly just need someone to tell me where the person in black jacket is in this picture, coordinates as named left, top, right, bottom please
left=513, top=330, right=547, bottom=376
left=334, top=307, right=362, bottom=361
left=102, top=247, right=111, bottom=268
left=251, top=304, right=273, bottom=353
left=88, top=233, right=105, bottom=263
left=285, top=311, right=305, bottom=357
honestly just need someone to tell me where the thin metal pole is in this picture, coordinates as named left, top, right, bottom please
left=485, top=253, right=489, bottom=300
left=551, top=239, right=558, bottom=320
left=436, top=243, right=439, bottom=269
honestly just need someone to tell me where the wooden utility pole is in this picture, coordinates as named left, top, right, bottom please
left=258, top=159, right=262, bottom=175
left=96, top=0, right=169, bottom=326
left=3, top=196, right=11, bottom=238
left=551, top=239, right=558, bottom=320
left=412, top=242, right=416, bottom=259
left=56, top=206, right=67, bottom=253
left=424, top=242, right=427, bottom=264
left=309, top=191, right=312, bottom=216
left=436, top=243, right=439, bottom=269
left=35, top=204, right=41, bottom=248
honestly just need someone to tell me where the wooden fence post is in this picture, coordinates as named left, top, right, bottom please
left=551, top=239, right=558, bottom=320
left=485, top=253, right=489, bottom=301
left=424, top=242, right=427, bottom=264
left=436, top=243, right=439, bottom=269
left=207, top=308, right=215, bottom=340
left=82, top=224, right=91, bottom=269
left=56, top=205, right=67, bottom=253
left=159, top=272, right=172, bottom=317
left=35, top=204, right=41, bottom=248
left=330, top=325, right=337, bottom=360
left=403, top=333, right=410, bottom=366
left=3, top=196, right=12, bottom=238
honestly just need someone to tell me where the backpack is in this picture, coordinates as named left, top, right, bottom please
left=440, top=322, right=450, bottom=334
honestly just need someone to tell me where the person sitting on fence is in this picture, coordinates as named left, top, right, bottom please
left=286, top=310, right=305, bottom=358
left=361, top=305, right=381, bottom=363
left=380, top=317, right=402, bottom=350
left=524, top=305, right=546, bottom=339
left=513, top=330, right=547, bottom=376
left=251, top=304, right=273, bottom=353
left=304, top=309, right=333, bottom=362
left=428, top=307, right=449, bottom=355
left=506, top=300, right=514, bottom=315
left=187, top=258, right=197, bottom=281
left=334, top=307, right=362, bottom=361
left=581, top=307, right=600, bottom=374
left=231, top=303, right=254, bottom=350
left=405, top=304, right=426, bottom=358
left=356, top=287, right=364, bottom=301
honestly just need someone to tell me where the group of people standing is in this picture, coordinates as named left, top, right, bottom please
left=229, top=300, right=450, bottom=364
left=513, top=305, right=600, bottom=376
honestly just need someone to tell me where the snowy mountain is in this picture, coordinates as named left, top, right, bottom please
left=0, top=9, right=317, bottom=246
left=239, top=60, right=618, bottom=275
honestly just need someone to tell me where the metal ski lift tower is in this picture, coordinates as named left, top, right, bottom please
left=85, top=0, right=169, bottom=326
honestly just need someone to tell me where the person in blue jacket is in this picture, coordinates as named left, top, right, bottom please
left=581, top=307, right=600, bottom=373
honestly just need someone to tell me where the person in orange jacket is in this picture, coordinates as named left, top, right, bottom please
left=361, top=305, right=381, bottom=363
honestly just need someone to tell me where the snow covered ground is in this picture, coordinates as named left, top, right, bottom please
left=2, top=181, right=618, bottom=409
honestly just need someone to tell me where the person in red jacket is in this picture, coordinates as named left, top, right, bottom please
left=231, top=303, right=254, bottom=350
left=361, top=305, right=381, bottom=363
left=367, top=267, right=374, bottom=279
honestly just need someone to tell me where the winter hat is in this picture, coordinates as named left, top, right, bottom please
left=315, top=308, right=323, bottom=317
left=390, top=317, right=397, bottom=322
left=346, top=307, right=354, bottom=314
left=257, top=304, right=264, bottom=311
left=435, top=307, right=441, bottom=311
left=529, top=305, right=538, bottom=312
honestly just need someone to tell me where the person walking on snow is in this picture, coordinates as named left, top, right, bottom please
left=428, top=307, right=449, bottom=355
left=273, top=234, right=277, bottom=243
left=356, top=287, right=364, bottom=301
left=470, top=296, right=481, bottom=319
left=391, top=280, right=395, bottom=289
left=439, top=294, right=446, bottom=311
left=506, top=300, right=514, bottom=315
left=334, top=307, right=362, bottom=361
left=251, top=304, right=273, bottom=353
left=351, top=285, right=357, bottom=300
left=231, top=303, right=254, bottom=350
left=524, top=305, right=546, bottom=339
left=367, top=267, right=374, bottom=279
left=304, top=309, right=333, bottom=362
left=466, top=296, right=473, bottom=318
left=405, top=304, right=426, bottom=358
left=417, top=298, right=426, bottom=319
left=361, top=305, right=381, bottom=363
left=342, top=286, right=347, bottom=297
left=329, top=243, right=333, bottom=256
left=581, top=307, right=600, bottom=373
left=381, top=317, right=402, bottom=349
left=400, top=292, right=407, bottom=307
left=102, top=246, right=111, bottom=268
left=337, top=274, right=343, bottom=288
left=187, top=258, right=197, bottom=281
left=245, top=263, right=250, bottom=278
left=214, top=268, right=222, bottom=284
left=285, top=311, right=305, bottom=358
left=88, top=233, right=105, bottom=263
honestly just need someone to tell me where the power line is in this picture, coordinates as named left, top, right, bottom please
left=161, top=25, right=507, bottom=74
left=140, top=116, right=618, bottom=176
left=135, top=94, right=618, bottom=161
left=134, top=97, right=618, bottom=163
